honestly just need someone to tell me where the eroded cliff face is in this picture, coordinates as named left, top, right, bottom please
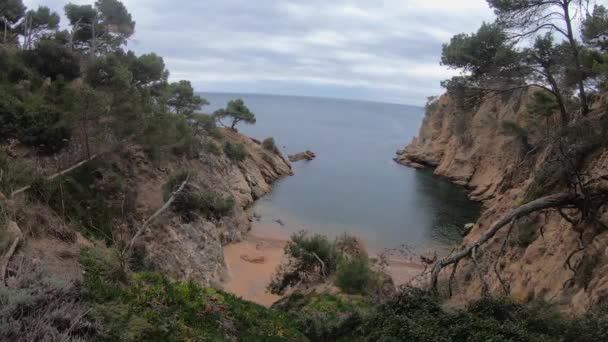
left=5, top=128, right=292, bottom=289
left=125, top=129, right=292, bottom=287
left=397, top=91, right=608, bottom=313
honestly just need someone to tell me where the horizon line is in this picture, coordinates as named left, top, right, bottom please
left=196, top=91, right=424, bottom=108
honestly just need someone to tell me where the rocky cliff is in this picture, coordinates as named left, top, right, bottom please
left=396, top=91, right=608, bottom=313
left=3, top=128, right=292, bottom=289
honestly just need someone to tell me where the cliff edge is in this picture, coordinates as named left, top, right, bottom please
left=396, top=91, right=608, bottom=313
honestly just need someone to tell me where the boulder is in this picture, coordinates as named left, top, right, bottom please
left=462, top=223, right=475, bottom=236
left=288, top=150, right=316, bottom=162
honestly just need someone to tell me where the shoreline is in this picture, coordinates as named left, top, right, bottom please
left=222, top=220, right=426, bottom=307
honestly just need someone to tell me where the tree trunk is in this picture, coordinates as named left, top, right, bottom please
left=90, top=19, right=96, bottom=61
left=3, top=18, right=7, bottom=45
left=69, top=19, right=81, bottom=52
left=545, top=71, right=569, bottom=127
left=562, top=2, right=589, bottom=116
left=430, top=192, right=579, bottom=289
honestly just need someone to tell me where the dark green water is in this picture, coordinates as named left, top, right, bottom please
left=202, top=93, right=481, bottom=251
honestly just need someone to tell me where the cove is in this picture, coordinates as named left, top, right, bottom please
left=203, top=93, right=481, bottom=252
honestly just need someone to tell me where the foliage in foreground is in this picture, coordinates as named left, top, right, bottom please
left=353, top=287, right=608, bottom=342
left=80, top=246, right=305, bottom=341
left=0, top=258, right=95, bottom=341
left=273, top=292, right=374, bottom=341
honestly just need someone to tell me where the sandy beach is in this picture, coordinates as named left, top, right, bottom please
left=223, top=222, right=290, bottom=306
left=223, top=221, right=427, bottom=307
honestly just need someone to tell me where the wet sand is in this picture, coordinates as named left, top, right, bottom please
left=223, top=221, right=426, bottom=307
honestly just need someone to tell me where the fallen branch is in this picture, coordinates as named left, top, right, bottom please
left=124, top=175, right=190, bottom=259
left=431, top=192, right=578, bottom=290
left=311, top=251, right=327, bottom=278
left=1, top=221, right=23, bottom=287
left=494, top=221, right=515, bottom=295
left=10, top=154, right=98, bottom=198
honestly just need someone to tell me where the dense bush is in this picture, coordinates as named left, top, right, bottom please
left=163, top=170, right=235, bottom=222
left=202, top=141, right=221, bottom=156
left=335, top=255, right=378, bottom=295
left=273, top=292, right=373, bottom=341
left=0, top=151, right=38, bottom=195
left=223, top=141, right=247, bottom=161
left=269, top=231, right=340, bottom=295
left=262, top=137, right=278, bottom=152
left=269, top=232, right=380, bottom=297
left=24, top=40, right=80, bottom=81
left=0, top=89, right=71, bottom=153
left=18, top=101, right=72, bottom=154
left=29, top=161, right=119, bottom=243
left=81, top=245, right=305, bottom=341
left=349, top=287, right=608, bottom=341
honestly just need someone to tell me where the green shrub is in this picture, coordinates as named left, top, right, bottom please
left=335, top=255, right=378, bottom=295
left=139, top=113, right=199, bottom=163
left=356, top=288, right=575, bottom=341
left=163, top=170, right=235, bottom=222
left=171, top=191, right=235, bottom=222
left=193, top=113, right=221, bottom=137
left=269, top=231, right=340, bottom=295
left=202, top=142, right=221, bottom=156
left=0, top=91, right=71, bottom=154
left=223, top=142, right=247, bottom=161
left=18, top=101, right=72, bottom=154
left=29, top=161, right=117, bottom=243
left=273, top=292, right=373, bottom=340
left=162, top=170, right=191, bottom=199
left=262, top=137, right=278, bottom=152
left=0, top=151, right=39, bottom=195
left=171, top=118, right=200, bottom=158
left=81, top=246, right=306, bottom=341
left=24, top=40, right=80, bottom=81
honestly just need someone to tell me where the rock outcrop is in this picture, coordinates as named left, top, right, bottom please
left=396, top=90, right=608, bottom=313
left=132, top=129, right=292, bottom=286
left=288, top=150, right=316, bottom=162
left=4, top=128, right=292, bottom=289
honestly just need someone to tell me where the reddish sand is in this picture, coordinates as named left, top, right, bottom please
left=223, top=223, right=290, bottom=307
left=223, top=222, right=426, bottom=307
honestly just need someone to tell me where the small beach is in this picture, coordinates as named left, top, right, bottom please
left=223, top=220, right=427, bottom=306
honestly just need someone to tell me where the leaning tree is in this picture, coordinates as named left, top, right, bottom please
left=213, top=99, right=256, bottom=131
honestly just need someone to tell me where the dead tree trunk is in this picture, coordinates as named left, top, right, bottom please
left=124, top=175, right=190, bottom=260
left=431, top=192, right=579, bottom=289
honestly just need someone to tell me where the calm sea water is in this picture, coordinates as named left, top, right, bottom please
left=201, top=93, right=480, bottom=252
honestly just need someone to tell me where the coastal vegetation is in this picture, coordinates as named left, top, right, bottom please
left=1, top=0, right=608, bottom=340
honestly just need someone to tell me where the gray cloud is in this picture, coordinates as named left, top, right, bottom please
left=25, top=0, right=494, bottom=105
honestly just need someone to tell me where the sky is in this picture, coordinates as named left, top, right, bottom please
left=24, top=0, right=495, bottom=105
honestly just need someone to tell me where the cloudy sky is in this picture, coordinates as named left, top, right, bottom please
left=24, top=0, right=494, bottom=105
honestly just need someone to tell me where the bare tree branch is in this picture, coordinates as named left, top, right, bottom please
left=124, top=174, right=190, bottom=260
left=431, top=192, right=579, bottom=290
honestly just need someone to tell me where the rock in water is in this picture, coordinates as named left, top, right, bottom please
left=288, top=150, right=316, bottom=162
left=462, top=223, right=475, bottom=236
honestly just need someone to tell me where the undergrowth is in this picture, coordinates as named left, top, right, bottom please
left=80, top=245, right=305, bottom=341
left=162, top=170, right=235, bottom=222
